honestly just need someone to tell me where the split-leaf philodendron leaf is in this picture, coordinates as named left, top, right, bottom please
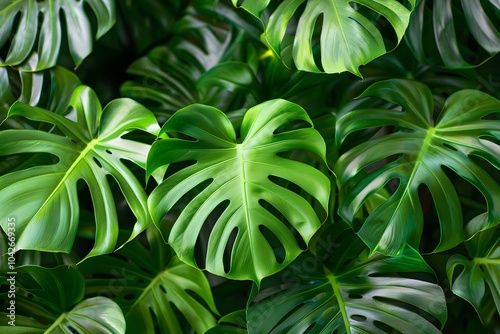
left=147, top=99, right=330, bottom=283
left=0, top=0, right=115, bottom=70
left=248, top=227, right=447, bottom=333
left=79, top=227, right=219, bottom=334
left=335, top=79, right=500, bottom=255
left=233, top=0, right=416, bottom=76
left=0, top=266, right=125, bottom=333
left=0, top=86, right=159, bottom=258
left=447, top=214, right=500, bottom=326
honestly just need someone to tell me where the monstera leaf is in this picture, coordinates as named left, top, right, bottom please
left=147, top=99, right=330, bottom=283
left=121, top=7, right=258, bottom=119
left=335, top=79, right=500, bottom=255
left=406, top=0, right=500, bottom=68
left=0, top=0, right=115, bottom=70
left=78, top=227, right=218, bottom=334
left=0, top=266, right=125, bottom=333
left=248, top=227, right=447, bottom=333
left=233, top=0, right=416, bottom=75
left=447, top=215, right=500, bottom=326
left=0, top=86, right=159, bottom=257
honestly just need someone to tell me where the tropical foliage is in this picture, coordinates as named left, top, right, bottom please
left=0, top=0, right=499, bottom=333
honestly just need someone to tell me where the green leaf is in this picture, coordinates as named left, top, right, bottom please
left=0, top=0, right=115, bottom=70
left=405, top=0, right=500, bottom=68
left=205, top=310, right=248, bottom=334
left=248, top=227, right=447, bottom=333
left=0, top=266, right=125, bottom=333
left=335, top=79, right=500, bottom=255
left=447, top=214, right=500, bottom=326
left=78, top=227, right=218, bottom=334
left=235, top=0, right=416, bottom=75
left=121, top=8, right=258, bottom=118
left=0, top=86, right=159, bottom=258
left=147, top=99, right=330, bottom=283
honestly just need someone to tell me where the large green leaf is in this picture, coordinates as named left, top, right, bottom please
left=147, top=99, right=330, bottom=283
left=405, top=0, right=500, bottom=68
left=247, top=226, right=447, bottom=333
left=447, top=214, right=500, bottom=326
left=78, top=227, right=218, bottom=334
left=233, top=0, right=416, bottom=75
left=0, top=266, right=125, bottom=333
left=335, top=79, right=500, bottom=255
left=121, top=6, right=258, bottom=119
left=0, top=86, right=159, bottom=257
left=0, top=0, right=115, bottom=70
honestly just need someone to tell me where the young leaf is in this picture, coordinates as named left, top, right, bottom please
left=0, top=86, right=159, bottom=258
left=78, top=227, right=218, bottom=334
left=335, top=79, right=500, bottom=255
left=147, top=99, right=330, bottom=283
left=0, top=0, right=115, bottom=70
left=248, top=228, right=447, bottom=333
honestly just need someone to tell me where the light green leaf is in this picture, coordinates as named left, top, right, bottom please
left=248, top=227, right=447, bottom=333
left=447, top=214, right=500, bottom=326
left=0, top=86, right=159, bottom=258
left=78, top=227, right=218, bottom=334
left=0, top=0, right=115, bottom=70
left=234, top=0, right=416, bottom=75
left=335, top=79, right=500, bottom=255
left=147, top=99, right=330, bottom=283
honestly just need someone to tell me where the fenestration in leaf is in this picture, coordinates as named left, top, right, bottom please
left=0, top=86, right=159, bottom=258
left=147, top=99, right=330, bottom=283
left=232, top=0, right=416, bottom=76
left=0, top=0, right=115, bottom=70
left=248, top=228, right=447, bottom=333
left=335, top=79, right=500, bottom=255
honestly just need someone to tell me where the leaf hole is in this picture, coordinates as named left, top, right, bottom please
left=350, top=314, right=367, bottom=322
left=259, top=224, right=286, bottom=264
left=373, top=320, right=401, bottom=334
left=304, top=322, right=317, bottom=332
left=123, top=293, right=135, bottom=301
left=148, top=307, right=161, bottom=334
left=159, top=285, right=167, bottom=294
left=223, top=227, right=238, bottom=274
left=195, top=199, right=230, bottom=269
left=372, top=296, right=440, bottom=327
left=68, top=326, right=79, bottom=334
left=348, top=293, right=363, bottom=299
left=105, top=149, right=112, bottom=154
left=259, top=198, right=307, bottom=250
left=93, top=156, right=102, bottom=168
left=272, top=303, right=305, bottom=330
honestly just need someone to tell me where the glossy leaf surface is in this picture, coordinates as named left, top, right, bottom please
left=248, top=228, right=447, bottom=333
left=335, top=79, right=500, bottom=255
left=0, top=86, right=159, bottom=257
left=78, top=227, right=218, bottom=334
left=0, top=0, right=115, bottom=70
left=148, top=99, right=330, bottom=283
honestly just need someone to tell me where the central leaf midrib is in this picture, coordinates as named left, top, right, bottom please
left=389, top=128, right=436, bottom=223
left=327, top=271, right=351, bottom=334
left=30, top=139, right=98, bottom=222
left=236, top=144, right=256, bottom=274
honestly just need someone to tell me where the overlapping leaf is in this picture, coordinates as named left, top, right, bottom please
left=335, top=79, right=500, bottom=255
left=447, top=214, right=500, bottom=326
left=248, top=227, right=447, bottom=333
left=233, top=0, right=416, bottom=75
left=0, top=0, right=115, bottom=70
left=147, top=99, right=330, bottom=283
left=0, top=86, right=159, bottom=257
left=78, top=227, right=218, bottom=334
left=0, top=266, right=125, bottom=333
left=406, top=0, right=500, bottom=68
